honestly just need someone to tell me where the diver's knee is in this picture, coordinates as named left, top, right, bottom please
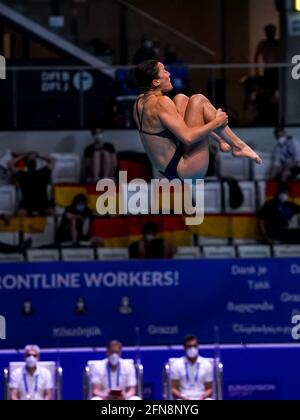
left=174, top=93, right=189, bottom=104
left=190, top=94, right=208, bottom=104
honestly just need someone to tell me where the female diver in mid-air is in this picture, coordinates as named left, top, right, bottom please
left=133, top=60, right=262, bottom=182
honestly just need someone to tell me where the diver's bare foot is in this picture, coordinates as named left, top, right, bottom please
left=218, top=141, right=232, bottom=153
left=232, top=145, right=262, bottom=164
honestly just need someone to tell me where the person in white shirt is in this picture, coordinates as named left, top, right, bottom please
left=91, top=340, right=141, bottom=401
left=270, top=127, right=300, bottom=182
left=170, top=335, right=213, bottom=401
left=9, top=345, right=53, bottom=401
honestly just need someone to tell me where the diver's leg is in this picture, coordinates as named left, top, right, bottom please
left=176, top=95, right=210, bottom=180
left=192, top=94, right=262, bottom=164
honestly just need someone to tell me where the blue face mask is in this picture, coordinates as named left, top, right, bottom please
left=76, top=204, right=85, bottom=213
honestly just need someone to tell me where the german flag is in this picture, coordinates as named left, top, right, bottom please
left=54, top=184, right=93, bottom=209
left=91, top=215, right=193, bottom=248
left=266, top=181, right=300, bottom=206
left=54, top=183, right=195, bottom=215
left=188, top=214, right=261, bottom=240
left=0, top=217, right=47, bottom=233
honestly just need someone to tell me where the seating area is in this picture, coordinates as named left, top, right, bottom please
left=218, top=152, right=273, bottom=181
left=0, top=243, right=299, bottom=263
left=0, top=149, right=299, bottom=261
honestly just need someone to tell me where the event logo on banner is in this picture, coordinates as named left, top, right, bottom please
left=225, top=383, right=279, bottom=401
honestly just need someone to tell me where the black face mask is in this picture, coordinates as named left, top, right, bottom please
left=27, top=160, right=37, bottom=171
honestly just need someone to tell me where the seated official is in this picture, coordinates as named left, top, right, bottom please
left=91, top=340, right=141, bottom=401
left=171, top=335, right=213, bottom=401
left=9, top=345, right=53, bottom=401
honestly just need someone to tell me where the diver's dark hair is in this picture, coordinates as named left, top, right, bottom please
left=129, top=60, right=160, bottom=93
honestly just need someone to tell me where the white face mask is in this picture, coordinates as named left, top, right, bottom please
left=278, top=136, right=287, bottom=145
left=26, top=356, right=38, bottom=368
left=24, top=302, right=32, bottom=313
left=143, top=40, right=154, bottom=49
left=144, top=234, right=155, bottom=243
left=109, top=353, right=120, bottom=366
left=279, top=193, right=289, bottom=203
left=77, top=301, right=85, bottom=311
left=186, top=347, right=199, bottom=359
left=94, top=134, right=104, bottom=142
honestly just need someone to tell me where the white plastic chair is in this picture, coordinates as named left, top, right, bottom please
left=252, top=152, right=272, bottom=181
left=237, top=245, right=272, bottom=258
left=219, top=154, right=250, bottom=180
left=174, top=247, right=201, bottom=259
left=224, top=182, right=257, bottom=214
left=0, top=185, right=17, bottom=215
left=61, top=248, right=95, bottom=262
left=273, top=245, right=300, bottom=258
left=204, top=182, right=222, bottom=214
left=0, top=253, right=24, bottom=263
left=27, top=249, right=60, bottom=262
left=202, top=246, right=236, bottom=259
left=51, top=154, right=81, bottom=184
left=163, top=357, right=223, bottom=401
left=83, top=359, right=143, bottom=400
left=0, top=232, right=19, bottom=246
left=3, top=361, right=63, bottom=400
left=198, top=236, right=229, bottom=246
left=24, top=217, right=56, bottom=248
left=97, top=248, right=129, bottom=261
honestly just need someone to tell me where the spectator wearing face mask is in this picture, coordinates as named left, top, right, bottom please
left=84, top=128, right=118, bottom=182
left=270, top=127, right=300, bottom=182
left=170, top=335, right=213, bottom=401
left=9, top=152, right=55, bottom=216
left=259, top=184, right=300, bottom=244
left=133, top=35, right=159, bottom=65
left=91, top=340, right=141, bottom=401
left=56, top=194, right=93, bottom=246
left=9, top=345, right=53, bottom=401
left=129, top=222, right=175, bottom=259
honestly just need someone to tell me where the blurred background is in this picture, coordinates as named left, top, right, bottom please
left=0, top=0, right=300, bottom=401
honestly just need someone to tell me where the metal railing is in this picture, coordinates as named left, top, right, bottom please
left=118, top=0, right=216, bottom=59
left=0, top=62, right=296, bottom=130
